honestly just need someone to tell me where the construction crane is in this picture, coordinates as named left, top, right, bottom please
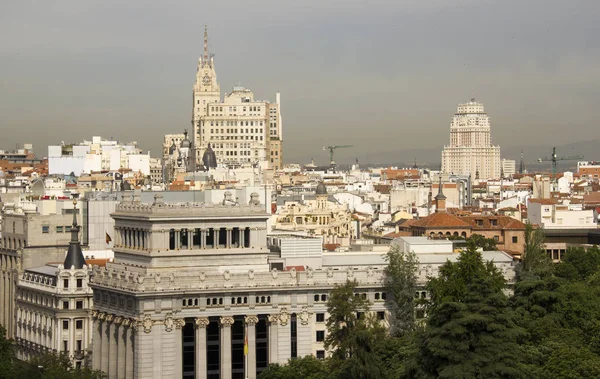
left=537, top=147, right=583, bottom=191
left=323, top=145, right=353, bottom=167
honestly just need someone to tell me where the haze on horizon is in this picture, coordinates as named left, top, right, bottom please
left=1, top=0, right=598, bottom=165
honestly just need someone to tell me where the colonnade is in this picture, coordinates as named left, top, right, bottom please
left=114, top=227, right=150, bottom=250
left=92, top=311, right=135, bottom=379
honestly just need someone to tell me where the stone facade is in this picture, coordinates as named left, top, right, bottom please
left=191, top=27, right=283, bottom=171
left=441, top=99, right=501, bottom=180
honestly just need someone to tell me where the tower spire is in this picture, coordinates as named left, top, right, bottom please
left=203, top=25, right=209, bottom=64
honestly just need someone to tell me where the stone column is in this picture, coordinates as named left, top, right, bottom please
left=195, top=317, right=210, bottom=379
left=239, top=228, right=245, bottom=248
left=125, top=319, right=135, bottom=379
left=175, top=230, right=180, bottom=249
left=214, top=229, right=220, bottom=249
left=99, top=313, right=109, bottom=374
left=201, top=229, right=207, bottom=249
left=92, top=313, right=102, bottom=370
left=245, top=315, right=259, bottom=379
left=226, top=228, right=232, bottom=248
left=220, top=316, right=234, bottom=379
left=114, top=317, right=125, bottom=379
left=175, top=319, right=185, bottom=379
left=188, top=230, right=193, bottom=249
left=107, top=314, right=118, bottom=378
left=267, top=315, right=279, bottom=365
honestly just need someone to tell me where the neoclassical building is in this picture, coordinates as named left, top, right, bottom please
left=89, top=192, right=517, bottom=379
left=273, top=183, right=354, bottom=245
left=191, top=27, right=283, bottom=170
left=441, top=98, right=501, bottom=180
left=14, top=199, right=94, bottom=367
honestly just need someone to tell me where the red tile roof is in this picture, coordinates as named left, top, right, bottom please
left=411, top=212, right=471, bottom=228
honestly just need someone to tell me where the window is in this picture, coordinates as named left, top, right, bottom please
left=316, top=313, right=325, bottom=322
left=65, top=225, right=72, bottom=232
left=77, top=279, right=83, bottom=288
left=316, top=350, right=325, bottom=360
left=76, top=301, right=83, bottom=309
left=42, top=225, right=50, bottom=233
left=512, top=236, right=518, bottom=243
left=377, top=311, right=385, bottom=320
left=63, top=340, right=68, bottom=352
left=63, top=301, right=69, bottom=309
left=76, top=320, right=83, bottom=329
left=316, top=330, right=325, bottom=342
left=62, top=320, right=69, bottom=330
left=493, top=236, right=499, bottom=242
left=63, top=279, right=69, bottom=288
left=76, top=340, right=82, bottom=352
left=56, top=226, right=63, bottom=233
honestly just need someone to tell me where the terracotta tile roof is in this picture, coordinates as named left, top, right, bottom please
left=323, top=243, right=340, bottom=252
left=411, top=212, right=471, bottom=228
left=383, top=231, right=412, bottom=238
left=374, top=184, right=392, bottom=194
left=464, top=215, right=526, bottom=230
left=85, top=258, right=110, bottom=267
left=528, top=198, right=559, bottom=205
left=285, top=266, right=305, bottom=271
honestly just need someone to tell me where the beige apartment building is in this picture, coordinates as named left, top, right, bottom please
left=191, top=27, right=283, bottom=170
left=442, top=98, right=501, bottom=180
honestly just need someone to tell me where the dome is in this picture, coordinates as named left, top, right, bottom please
left=315, top=182, right=327, bottom=195
left=180, top=129, right=192, bottom=149
left=202, top=143, right=217, bottom=169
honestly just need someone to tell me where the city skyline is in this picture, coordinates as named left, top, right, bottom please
left=1, top=0, right=599, bottom=164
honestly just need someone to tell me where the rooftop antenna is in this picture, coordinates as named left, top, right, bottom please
left=203, top=25, right=209, bottom=64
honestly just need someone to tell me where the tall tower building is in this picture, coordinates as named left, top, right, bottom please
left=441, top=98, right=501, bottom=180
left=191, top=27, right=283, bottom=170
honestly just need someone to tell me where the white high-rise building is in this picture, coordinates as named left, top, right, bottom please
left=191, top=27, right=283, bottom=171
left=441, top=99, right=501, bottom=180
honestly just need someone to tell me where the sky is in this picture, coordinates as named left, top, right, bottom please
left=1, top=0, right=598, bottom=165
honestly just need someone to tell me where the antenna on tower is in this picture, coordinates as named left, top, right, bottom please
left=519, top=150, right=525, bottom=174
left=203, top=25, right=209, bottom=63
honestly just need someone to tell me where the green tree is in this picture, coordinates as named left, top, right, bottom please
left=258, top=356, right=329, bottom=379
left=468, top=233, right=497, bottom=251
left=324, top=280, right=371, bottom=360
left=519, top=223, right=553, bottom=280
left=384, top=244, right=419, bottom=336
left=410, top=240, right=527, bottom=378
left=27, top=353, right=106, bottom=379
left=556, top=246, right=600, bottom=282
left=0, top=325, right=16, bottom=378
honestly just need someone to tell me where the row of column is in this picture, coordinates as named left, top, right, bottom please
left=114, top=227, right=150, bottom=250
left=169, top=227, right=249, bottom=250
left=193, top=314, right=282, bottom=379
left=92, top=311, right=135, bottom=379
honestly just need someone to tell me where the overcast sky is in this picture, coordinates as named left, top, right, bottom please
left=1, top=0, right=598, bottom=164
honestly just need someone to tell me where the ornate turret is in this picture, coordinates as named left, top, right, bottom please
left=202, top=143, right=217, bottom=170
left=63, top=195, right=86, bottom=269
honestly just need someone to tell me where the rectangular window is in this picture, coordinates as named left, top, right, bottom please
left=42, top=225, right=50, bottom=233
left=62, top=320, right=69, bottom=330
left=63, top=340, right=68, bottom=352
left=76, top=320, right=83, bottom=329
left=63, top=279, right=69, bottom=288
left=63, top=301, right=69, bottom=309
left=316, top=331, right=325, bottom=342
left=316, top=350, right=325, bottom=360
left=56, top=226, right=63, bottom=233
left=512, top=236, right=518, bottom=243
left=493, top=236, right=499, bottom=242
left=316, top=313, right=325, bottom=322
left=65, top=225, right=72, bottom=232
left=377, top=311, right=385, bottom=320
left=76, top=340, right=82, bottom=352
left=76, top=301, right=83, bottom=309
left=77, top=279, right=83, bottom=288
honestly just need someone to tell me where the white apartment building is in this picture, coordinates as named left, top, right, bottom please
left=48, top=136, right=151, bottom=177
left=501, top=159, right=516, bottom=178
left=441, top=98, right=501, bottom=180
left=528, top=199, right=596, bottom=229
left=191, top=27, right=283, bottom=170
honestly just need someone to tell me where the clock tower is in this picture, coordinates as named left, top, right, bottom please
left=192, top=26, right=221, bottom=167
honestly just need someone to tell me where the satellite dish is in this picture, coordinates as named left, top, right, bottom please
left=30, top=179, right=45, bottom=198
